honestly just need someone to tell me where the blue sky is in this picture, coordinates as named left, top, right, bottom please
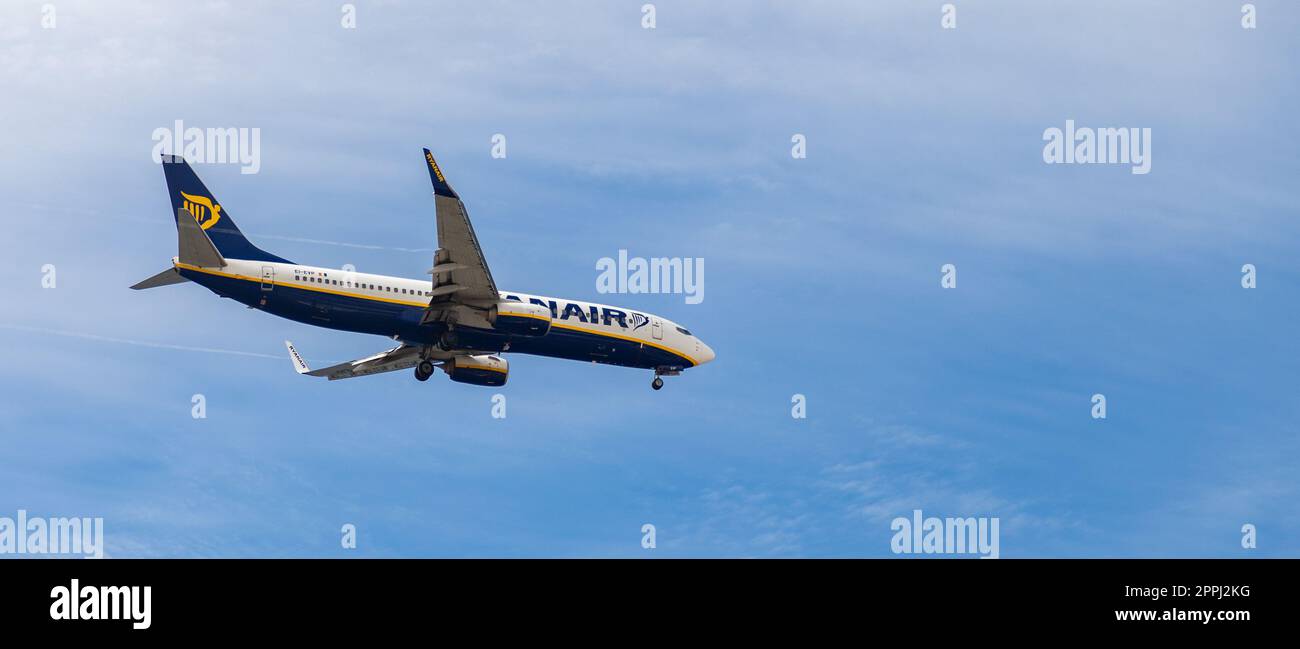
left=1, top=0, right=1297, bottom=557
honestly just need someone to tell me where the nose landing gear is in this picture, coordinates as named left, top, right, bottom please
left=651, top=366, right=681, bottom=391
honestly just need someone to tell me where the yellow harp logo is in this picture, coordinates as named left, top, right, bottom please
left=180, top=192, right=222, bottom=230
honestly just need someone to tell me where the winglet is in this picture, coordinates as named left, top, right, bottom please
left=285, top=341, right=311, bottom=374
left=423, top=148, right=459, bottom=199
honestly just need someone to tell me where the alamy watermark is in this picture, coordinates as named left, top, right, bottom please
left=0, top=509, right=104, bottom=558
left=1043, top=119, right=1151, bottom=175
left=890, top=509, right=999, bottom=559
left=151, top=119, right=261, bottom=174
left=596, top=250, right=704, bottom=304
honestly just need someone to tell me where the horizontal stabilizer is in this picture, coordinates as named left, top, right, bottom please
left=177, top=207, right=227, bottom=268
left=130, top=267, right=190, bottom=290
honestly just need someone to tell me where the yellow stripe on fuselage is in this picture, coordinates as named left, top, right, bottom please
left=175, top=262, right=428, bottom=307
left=456, top=362, right=508, bottom=374
left=548, top=321, right=696, bottom=365
left=498, top=312, right=552, bottom=322
left=174, top=262, right=698, bottom=365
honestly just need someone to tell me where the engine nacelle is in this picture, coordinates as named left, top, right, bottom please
left=444, top=354, right=509, bottom=387
left=488, top=301, right=551, bottom=337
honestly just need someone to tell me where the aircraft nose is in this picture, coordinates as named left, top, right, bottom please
left=696, top=340, right=716, bottom=365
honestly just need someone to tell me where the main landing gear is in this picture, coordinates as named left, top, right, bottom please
left=414, top=359, right=435, bottom=382
left=652, top=377, right=664, bottom=391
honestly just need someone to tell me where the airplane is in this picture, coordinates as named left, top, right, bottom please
left=131, top=150, right=714, bottom=390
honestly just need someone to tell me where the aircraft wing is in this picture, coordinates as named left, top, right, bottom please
left=423, top=149, right=499, bottom=310
left=284, top=341, right=427, bottom=380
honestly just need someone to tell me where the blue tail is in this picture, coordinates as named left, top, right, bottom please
left=161, top=155, right=291, bottom=263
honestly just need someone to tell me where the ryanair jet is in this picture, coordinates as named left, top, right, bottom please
left=132, top=150, right=714, bottom=390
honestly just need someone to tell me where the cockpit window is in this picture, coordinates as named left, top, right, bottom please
left=675, top=327, right=692, bottom=336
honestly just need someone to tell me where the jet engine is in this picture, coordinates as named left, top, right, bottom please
left=488, top=301, right=551, bottom=337
left=444, top=354, right=509, bottom=387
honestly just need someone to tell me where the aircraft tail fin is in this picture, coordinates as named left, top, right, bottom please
left=161, top=155, right=292, bottom=264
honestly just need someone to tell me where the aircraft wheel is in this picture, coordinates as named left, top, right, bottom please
left=651, top=377, right=664, bottom=391
left=415, top=360, right=434, bottom=382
